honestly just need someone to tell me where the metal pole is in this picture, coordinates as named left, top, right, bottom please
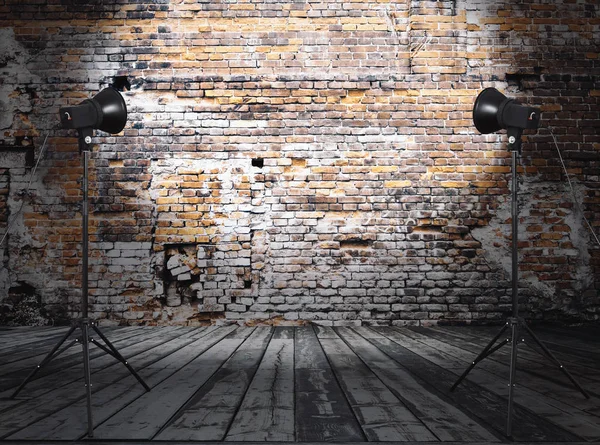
left=81, top=321, right=94, bottom=437
left=82, top=149, right=89, bottom=319
left=81, top=149, right=94, bottom=436
left=511, top=149, right=518, bottom=319
left=506, top=145, right=520, bottom=437
left=506, top=318, right=518, bottom=436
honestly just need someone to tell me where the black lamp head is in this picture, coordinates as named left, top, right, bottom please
left=473, top=87, right=540, bottom=134
left=59, top=87, right=127, bottom=134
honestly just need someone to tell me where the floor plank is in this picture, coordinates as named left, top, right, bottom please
left=0, top=327, right=70, bottom=350
left=0, top=326, right=189, bottom=396
left=434, top=326, right=600, bottom=378
left=92, top=325, right=243, bottom=440
left=0, top=442, right=595, bottom=445
left=294, top=325, right=365, bottom=442
left=225, top=327, right=295, bottom=441
left=419, top=326, right=600, bottom=408
left=154, top=327, right=273, bottom=441
left=319, top=329, right=437, bottom=441
left=0, top=326, right=182, bottom=387
left=0, top=327, right=137, bottom=365
left=0, top=327, right=206, bottom=438
left=338, top=327, right=500, bottom=442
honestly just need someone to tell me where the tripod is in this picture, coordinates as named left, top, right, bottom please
left=449, top=128, right=589, bottom=437
left=11, top=145, right=150, bottom=437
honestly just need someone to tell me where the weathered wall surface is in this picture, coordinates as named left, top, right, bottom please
left=0, top=0, right=599, bottom=326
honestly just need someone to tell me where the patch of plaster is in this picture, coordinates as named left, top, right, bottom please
left=5, top=165, right=52, bottom=245
left=563, top=182, right=594, bottom=296
left=0, top=28, right=40, bottom=130
left=1, top=158, right=60, bottom=309
left=472, top=180, right=554, bottom=298
left=473, top=178, right=596, bottom=312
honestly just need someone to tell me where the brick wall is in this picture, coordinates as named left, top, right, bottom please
left=0, top=0, right=599, bottom=326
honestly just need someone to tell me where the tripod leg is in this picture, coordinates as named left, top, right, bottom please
left=451, top=323, right=508, bottom=391
left=92, top=324, right=150, bottom=391
left=522, top=323, right=590, bottom=399
left=10, top=325, right=77, bottom=399
left=54, top=339, right=80, bottom=358
left=481, top=337, right=510, bottom=360
left=506, top=319, right=519, bottom=437
left=81, top=322, right=94, bottom=437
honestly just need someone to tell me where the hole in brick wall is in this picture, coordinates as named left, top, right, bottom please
left=585, top=4, right=596, bottom=18
left=244, top=280, right=252, bottom=289
left=160, top=243, right=237, bottom=318
left=112, top=76, right=131, bottom=92
left=412, top=225, right=444, bottom=233
left=340, top=240, right=372, bottom=249
left=130, top=77, right=145, bottom=90
left=252, top=158, right=264, bottom=168
left=163, top=244, right=205, bottom=307
left=24, top=86, right=38, bottom=99
left=0, top=282, right=51, bottom=326
left=7, top=282, right=38, bottom=305
left=186, top=312, right=226, bottom=326
left=505, top=73, right=541, bottom=91
left=15, top=136, right=32, bottom=147
left=0, top=142, right=35, bottom=167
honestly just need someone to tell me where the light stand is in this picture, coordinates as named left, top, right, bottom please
left=10, top=88, right=150, bottom=437
left=450, top=89, right=589, bottom=437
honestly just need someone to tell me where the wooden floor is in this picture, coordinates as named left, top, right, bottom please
left=0, top=323, right=598, bottom=444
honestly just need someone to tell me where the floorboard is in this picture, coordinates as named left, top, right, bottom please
left=7, top=327, right=212, bottom=440
left=0, top=324, right=597, bottom=443
left=319, top=329, right=437, bottom=441
left=338, top=327, right=499, bottom=442
left=155, top=327, right=273, bottom=441
left=433, top=326, right=600, bottom=377
left=294, top=325, right=365, bottom=442
left=224, top=327, right=295, bottom=441
left=0, top=327, right=205, bottom=439
left=92, top=325, right=242, bottom=440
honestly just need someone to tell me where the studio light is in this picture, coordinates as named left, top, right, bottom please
left=472, top=87, right=540, bottom=152
left=12, top=87, right=148, bottom=438
left=59, top=87, right=127, bottom=151
left=451, top=87, right=588, bottom=438
left=473, top=87, right=540, bottom=133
